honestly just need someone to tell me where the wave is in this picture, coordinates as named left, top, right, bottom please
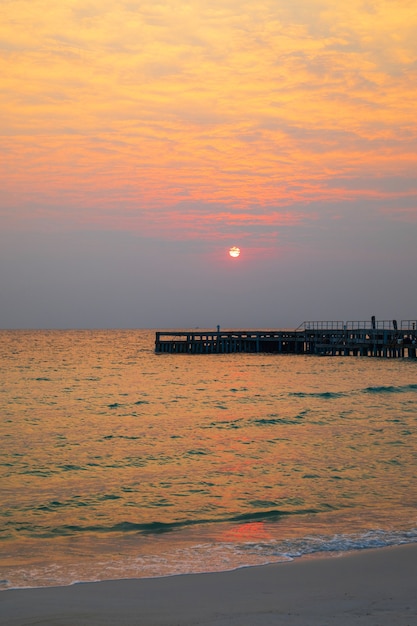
left=363, top=384, right=417, bottom=394
left=289, top=383, right=417, bottom=399
left=7, top=508, right=326, bottom=538
left=207, top=412, right=309, bottom=429
left=2, top=527, right=417, bottom=591
left=252, top=416, right=304, bottom=425
left=205, top=419, right=244, bottom=430
left=228, top=508, right=319, bottom=523
left=236, top=528, right=417, bottom=560
left=289, top=391, right=345, bottom=399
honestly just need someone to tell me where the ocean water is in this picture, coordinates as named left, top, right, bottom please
left=1, top=329, right=417, bottom=590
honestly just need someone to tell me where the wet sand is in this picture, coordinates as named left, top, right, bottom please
left=1, top=544, right=417, bottom=625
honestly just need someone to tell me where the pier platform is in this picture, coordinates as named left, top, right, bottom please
left=155, top=320, right=417, bottom=357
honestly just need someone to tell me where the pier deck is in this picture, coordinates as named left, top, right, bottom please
left=155, top=320, right=417, bottom=358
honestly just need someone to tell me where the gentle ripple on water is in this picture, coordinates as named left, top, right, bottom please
left=1, top=329, right=417, bottom=588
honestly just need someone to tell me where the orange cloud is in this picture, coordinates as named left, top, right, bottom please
left=1, top=0, right=416, bottom=241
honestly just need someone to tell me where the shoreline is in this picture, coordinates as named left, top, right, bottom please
left=1, top=544, right=417, bottom=625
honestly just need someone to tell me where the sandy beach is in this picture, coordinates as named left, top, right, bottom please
left=1, top=544, right=417, bottom=625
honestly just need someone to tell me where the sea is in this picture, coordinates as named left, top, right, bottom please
left=1, top=329, right=417, bottom=590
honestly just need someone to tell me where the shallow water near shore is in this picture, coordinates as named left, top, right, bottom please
left=1, top=329, right=417, bottom=589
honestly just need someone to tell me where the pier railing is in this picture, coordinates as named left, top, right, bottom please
left=297, top=321, right=345, bottom=330
left=298, top=320, right=417, bottom=331
left=347, top=320, right=398, bottom=330
left=401, top=320, right=417, bottom=330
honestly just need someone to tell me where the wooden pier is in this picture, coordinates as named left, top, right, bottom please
left=155, top=320, right=417, bottom=358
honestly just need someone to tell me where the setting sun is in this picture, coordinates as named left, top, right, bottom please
left=229, top=246, right=241, bottom=258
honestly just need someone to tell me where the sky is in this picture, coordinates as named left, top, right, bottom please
left=1, top=0, right=416, bottom=329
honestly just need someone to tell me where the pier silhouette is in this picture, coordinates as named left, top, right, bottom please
left=155, top=319, right=417, bottom=358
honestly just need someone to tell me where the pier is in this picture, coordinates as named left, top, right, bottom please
left=155, top=320, right=417, bottom=358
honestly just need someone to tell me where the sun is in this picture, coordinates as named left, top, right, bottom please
left=229, top=246, right=241, bottom=258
